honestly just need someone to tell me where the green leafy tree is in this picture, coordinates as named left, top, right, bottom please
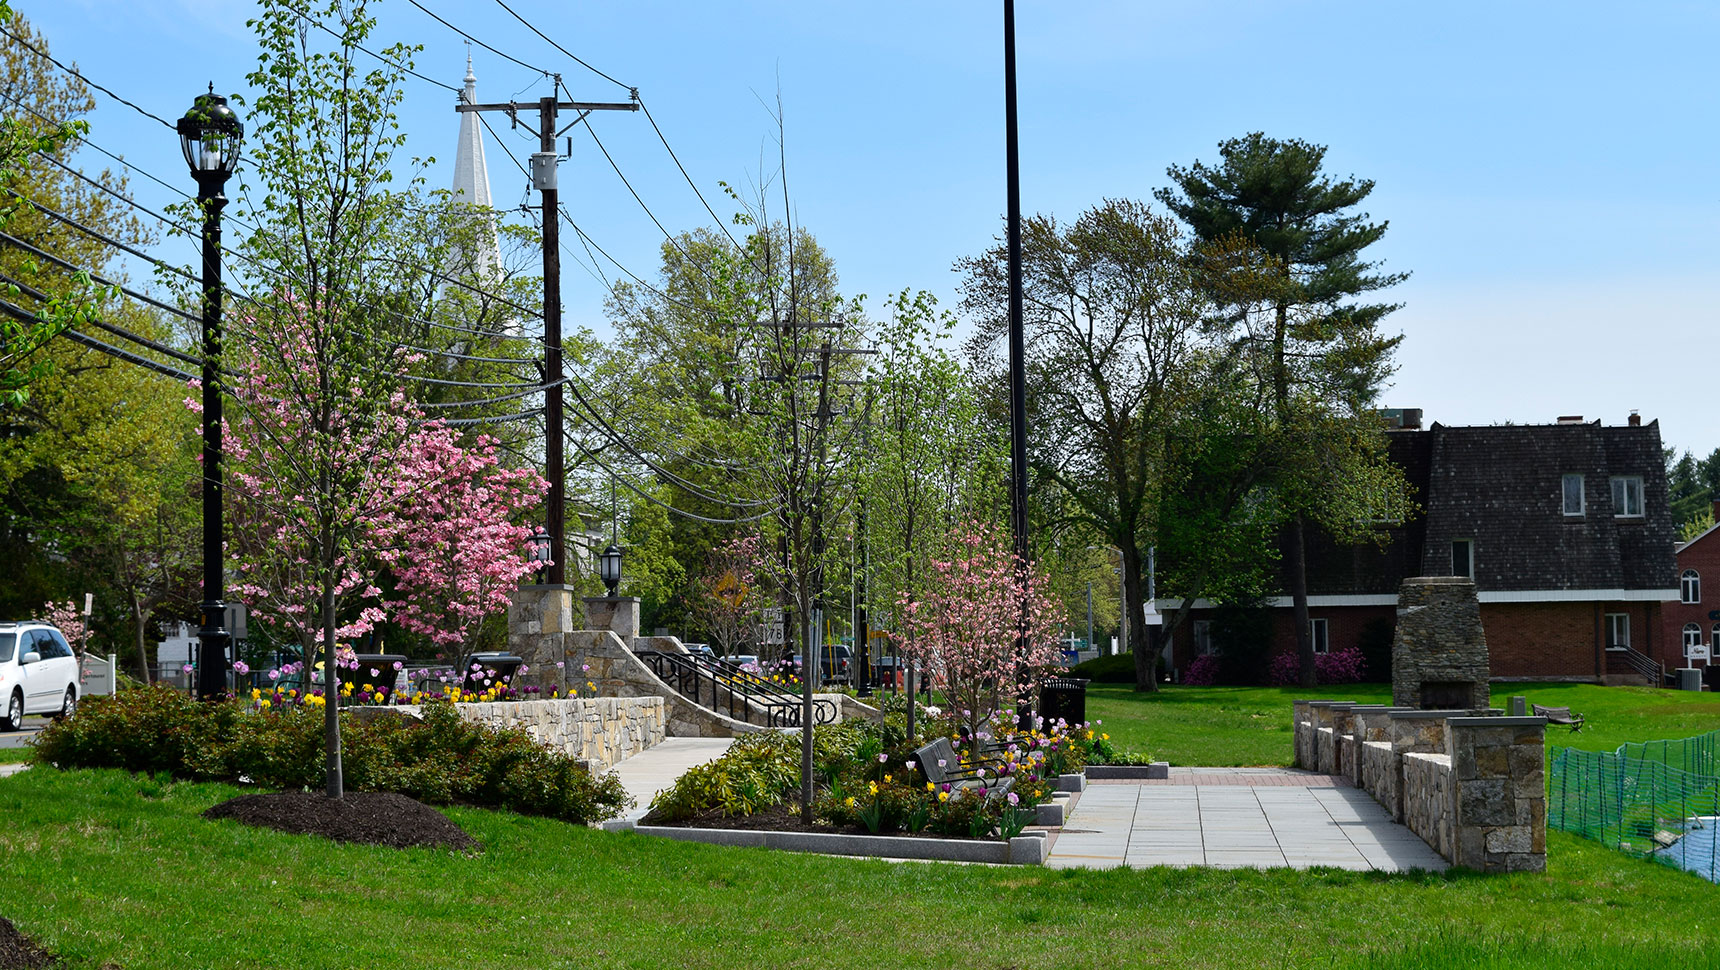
left=1158, top=134, right=1409, bottom=687
left=959, top=199, right=1210, bottom=691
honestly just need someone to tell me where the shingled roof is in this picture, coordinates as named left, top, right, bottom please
left=1298, top=419, right=1677, bottom=596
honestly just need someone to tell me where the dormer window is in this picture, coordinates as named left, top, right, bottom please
left=1610, top=476, right=1644, bottom=517
left=1562, top=474, right=1584, bottom=516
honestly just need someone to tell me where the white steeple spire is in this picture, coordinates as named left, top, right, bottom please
left=450, top=50, right=502, bottom=283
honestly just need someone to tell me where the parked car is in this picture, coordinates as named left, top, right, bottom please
left=792, top=645, right=853, bottom=685
left=727, top=654, right=760, bottom=669
left=0, top=622, right=80, bottom=730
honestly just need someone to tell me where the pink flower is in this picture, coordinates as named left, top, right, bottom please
left=232, top=660, right=250, bottom=675
left=392, top=661, right=404, bottom=670
left=877, top=754, right=888, bottom=764
left=906, top=760, right=916, bottom=771
left=268, top=668, right=280, bottom=680
left=1007, top=792, right=1019, bottom=806
left=181, top=664, right=194, bottom=673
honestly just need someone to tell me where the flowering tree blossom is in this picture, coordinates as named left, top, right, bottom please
left=41, top=600, right=89, bottom=657
left=374, top=422, right=544, bottom=676
left=899, top=522, right=1065, bottom=733
left=686, top=533, right=761, bottom=658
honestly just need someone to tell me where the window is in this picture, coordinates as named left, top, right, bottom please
left=1683, top=570, right=1702, bottom=605
left=1606, top=613, right=1630, bottom=649
left=1711, top=624, right=1720, bottom=651
left=1611, top=476, right=1644, bottom=517
left=1452, top=539, right=1474, bottom=579
left=1685, top=623, right=1704, bottom=658
left=1309, top=618, right=1330, bottom=655
left=0, top=633, right=13, bottom=664
left=1562, top=474, right=1585, bottom=516
left=1193, top=620, right=1213, bottom=656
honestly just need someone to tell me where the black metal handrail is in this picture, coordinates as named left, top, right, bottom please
left=637, top=650, right=837, bottom=728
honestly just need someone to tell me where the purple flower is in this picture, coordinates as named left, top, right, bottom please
left=1007, top=792, right=1019, bottom=806
left=370, top=667, right=381, bottom=677
left=556, top=661, right=565, bottom=669
left=938, top=759, right=947, bottom=768
left=877, top=754, right=888, bottom=764
left=392, top=661, right=404, bottom=670
left=181, top=664, right=194, bottom=673
left=231, top=660, right=250, bottom=675
left=906, top=760, right=916, bottom=771
left=267, top=669, right=280, bottom=680
left=519, top=664, right=530, bottom=674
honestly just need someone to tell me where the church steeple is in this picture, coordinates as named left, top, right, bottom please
left=450, top=51, right=502, bottom=283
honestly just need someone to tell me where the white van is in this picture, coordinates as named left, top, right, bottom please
left=1, top=622, right=79, bottom=730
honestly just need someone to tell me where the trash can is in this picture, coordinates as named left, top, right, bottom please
left=351, top=654, right=408, bottom=694
left=1039, top=677, right=1090, bottom=727
left=463, top=652, right=524, bottom=692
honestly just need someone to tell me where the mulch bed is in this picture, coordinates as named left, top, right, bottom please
left=0, top=917, right=58, bottom=969
left=202, top=791, right=479, bottom=851
left=642, top=802, right=997, bottom=841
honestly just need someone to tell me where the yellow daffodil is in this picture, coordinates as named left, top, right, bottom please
left=884, top=774, right=892, bottom=783
left=845, top=796, right=856, bottom=808
left=938, top=791, right=950, bottom=802
left=259, top=699, right=271, bottom=710
left=926, top=782, right=935, bottom=792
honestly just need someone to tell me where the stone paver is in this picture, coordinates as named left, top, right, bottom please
left=609, top=736, right=735, bottom=820
left=0, top=763, right=28, bottom=778
left=1047, top=768, right=1447, bottom=872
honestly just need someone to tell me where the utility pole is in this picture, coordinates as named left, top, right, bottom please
left=456, top=80, right=637, bottom=585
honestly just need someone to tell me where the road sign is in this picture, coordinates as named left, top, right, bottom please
left=714, top=570, right=748, bottom=608
left=761, top=608, right=784, bottom=645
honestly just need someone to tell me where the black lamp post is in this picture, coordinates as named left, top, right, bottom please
left=527, top=527, right=552, bottom=584
left=180, top=84, right=243, bottom=701
left=599, top=544, right=623, bottom=598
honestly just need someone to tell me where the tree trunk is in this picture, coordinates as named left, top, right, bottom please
left=1290, top=516, right=1316, bottom=689
left=323, top=582, right=344, bottom=799
left=132, top=595, right=152, bottom=684
left=1123, top=543, right=1159, bottom=692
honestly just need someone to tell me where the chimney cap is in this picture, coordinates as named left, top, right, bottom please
left=1556, top=415, right=1585, bottom=424
left=1628, top=410, right=1642, bottom=427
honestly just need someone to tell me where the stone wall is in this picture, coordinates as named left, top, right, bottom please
left=1402, top=752, right=1454, bottom=859
left=1392, top=576, right=1491, bottom=710
left=1291, top=700, right=1546, bottom=873
left=378, top=696, right=664, bottom=773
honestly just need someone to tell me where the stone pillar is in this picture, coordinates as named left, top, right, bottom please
left=583, top=596, right=642, bottom=641
left=1446, top=715, right=1547, bottom=873
left=1392, top=576, right=1491, bottom=710
left=509, top=585, right=577, bottom=688
left=1385, top=710, right=1468, bottom=822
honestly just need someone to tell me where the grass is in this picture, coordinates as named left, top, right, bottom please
left=0, top=746, right=31, bottom=763
left=1087, top=682, right=1720, bottom=765
left=4, top=766, right=1720, bottom=969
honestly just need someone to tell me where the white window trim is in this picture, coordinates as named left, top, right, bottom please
left=1683, top=569, right=1702, bottom=605
left=1562, top=473, right=1585, bottom=516
left=1452, top=538, right=1475, bottom=579
left=1611, top=475, right=1645, bottom=518
left=1685, top=623, right=1704, bottom=658
left=1309, top=618, right=1330, bottom=655
left=1606, top=612, right=1631, bottom=650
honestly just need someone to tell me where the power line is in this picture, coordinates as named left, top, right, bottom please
left=570, top=436, right=779, bottom=525
left=0, top=296, right=196, bottom=382
left=0, top=229, right=199, bottom=326
left=494, top=0, right=632, bottom=92
left=0, top=23, right=177, bottom=130
left=582, top=115, right=724, bottom=293
left=637, top=95, right=744, bottom=252
left=0, top=268, right=201, bottom=367
left=418, top=376, right=565, bottom=408
left=404, top=0, right=552, bottom=78
left=273, top=0, right=461, bottom=94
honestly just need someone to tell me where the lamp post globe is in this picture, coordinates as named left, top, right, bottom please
left=527, top=527, right=552, bottom=585
left=181, top=83, right=242, bottom=700
left=599, top=544, right=623, bottom=598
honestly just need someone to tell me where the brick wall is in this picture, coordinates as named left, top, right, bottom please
left=1663, top=530, right=1720, bottom=671
left=1479, top=602, right=1597, bottom=678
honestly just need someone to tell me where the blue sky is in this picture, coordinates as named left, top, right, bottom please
left=27, top=1, right=1720, bottom=455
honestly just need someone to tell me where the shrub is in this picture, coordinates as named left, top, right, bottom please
left=1183, top=655, right=1220, bottom=686
left=1266, top=647, right=1367, bottom=686
left=645, top=731, right=803, bottom=822
left=1068, top=653, right=1135, bottom=684
left=31, top=685, right=628, bottom=824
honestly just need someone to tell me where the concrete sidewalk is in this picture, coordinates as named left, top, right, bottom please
left=1048, top=768, right=1446, bottom=872
left=609, top=737, right=735, bottom=820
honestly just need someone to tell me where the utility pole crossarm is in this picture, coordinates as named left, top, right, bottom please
left=456, top=101, right=638, bottom=113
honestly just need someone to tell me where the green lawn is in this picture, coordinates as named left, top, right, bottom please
left=0, top=746, right=30, bottom=763
left=1087, top=682, right=1720, bottom=765
left=3, top=766, right=1719, bottom=970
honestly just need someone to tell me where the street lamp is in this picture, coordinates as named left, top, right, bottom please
left=526, top=527, right=552, bottom=584
left=598, top=544, right=623, bottom=598
left=179, top=84, right=242, bottom=700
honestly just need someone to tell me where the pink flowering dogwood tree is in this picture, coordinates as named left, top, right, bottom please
left=41, top=600, right=89, bottom=657
left=373, top=422, right=545, bottom=683
left=898, top=522, right=1065, bottom=734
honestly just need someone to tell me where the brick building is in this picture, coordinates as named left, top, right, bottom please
left=1659, top=506, right=1720, bottom=676
left=1159, top=414, right=1679, bottom=683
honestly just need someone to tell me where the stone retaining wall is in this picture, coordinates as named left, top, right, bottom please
left=377, top=696, right=664, bottom=773
left=1292, top=702, right=1545, bottom=873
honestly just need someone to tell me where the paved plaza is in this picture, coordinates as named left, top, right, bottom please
left=1047, top=767, right=1448, bottom=872
left=610, top=736, right=735, bottom=820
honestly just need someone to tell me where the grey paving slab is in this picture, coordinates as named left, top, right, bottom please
left=1047, top=769, right=1449, bottom=873
left=610, top=736, right=736, bottom=820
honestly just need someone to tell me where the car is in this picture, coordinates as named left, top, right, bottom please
left=727, top=654, right=760, bottom=668
left=1, top=622, right=80, bottom=731
left=792, top=645, right=854, bottom=685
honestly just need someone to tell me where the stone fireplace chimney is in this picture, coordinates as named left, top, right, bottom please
left=1392, top=576, right=1491, bottom=710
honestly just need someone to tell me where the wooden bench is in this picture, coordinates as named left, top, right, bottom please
left=1532, top=704, right=1585, bottom=732
left=915, top=736, right=1014, bottom=799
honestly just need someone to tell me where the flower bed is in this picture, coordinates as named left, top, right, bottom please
left=640, top=703, right=1106, bottom=845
